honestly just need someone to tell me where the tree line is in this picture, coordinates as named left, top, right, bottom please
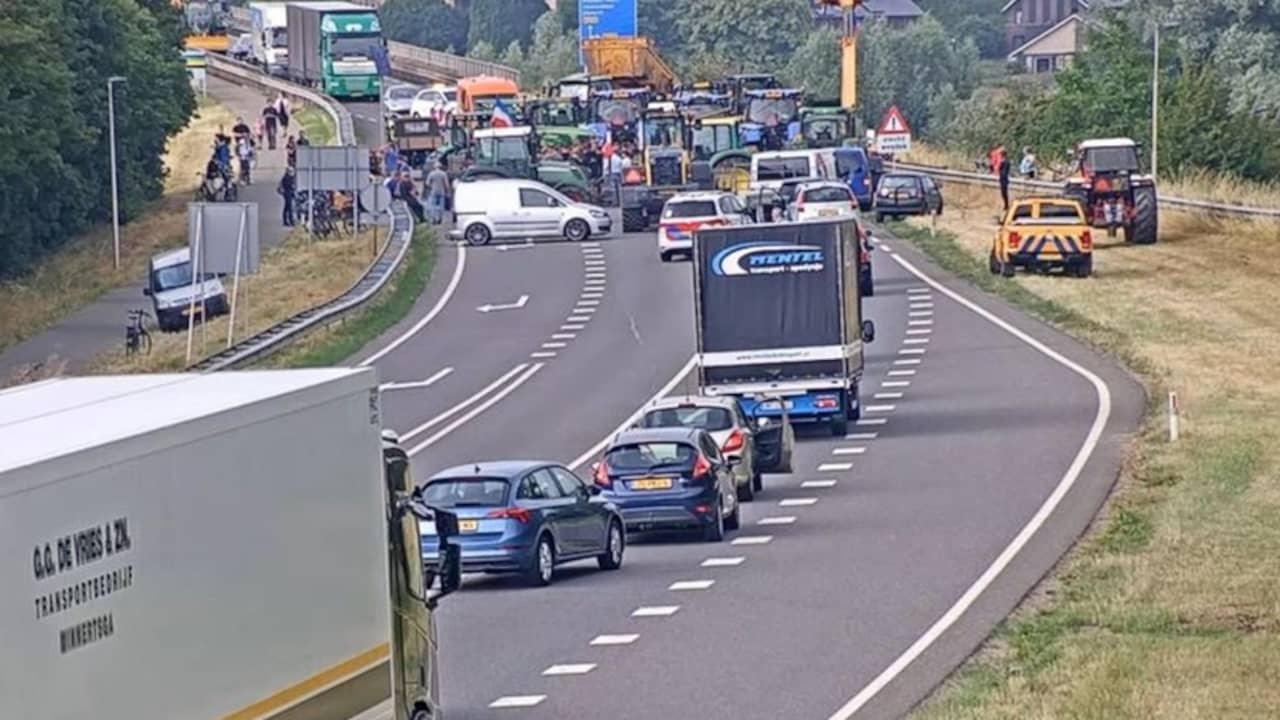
left=0, top=0, right=195, bottom=280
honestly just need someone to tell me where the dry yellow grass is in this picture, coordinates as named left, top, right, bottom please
left=0, top=98, right=236, bottom=354
left=91, top=228, right=382, bottom=374
left=906, top=185, right=1280, bottom=718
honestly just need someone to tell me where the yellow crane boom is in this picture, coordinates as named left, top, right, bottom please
left=818, top=0, right=862, bottom=109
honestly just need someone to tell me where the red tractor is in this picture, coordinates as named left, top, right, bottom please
left=1062, top=137, right=1158, bottom=245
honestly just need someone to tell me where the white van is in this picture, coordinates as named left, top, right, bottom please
left=145, top=247, right=230, bottom=332
left=450, top=178, right=612, bottom=246
left=749, top=149, right=838, bottom=193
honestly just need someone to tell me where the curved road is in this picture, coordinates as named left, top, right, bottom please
left=350, top=218, right=1143, bottom=719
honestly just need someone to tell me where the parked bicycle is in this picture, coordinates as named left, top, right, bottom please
left=125, top=309, right=152, bottom=357
left=195, top=169, right=238, bottom=202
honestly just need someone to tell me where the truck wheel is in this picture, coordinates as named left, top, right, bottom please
left=1001, top=260, right=1016, bottom=278
left=1076, top=256, right=1093, bottom=278
left=874, top=211, right=885, bottom=223
left=1131, top=185, right=1158, bottom=245
left=830, top=414, right=848, bottom=437
left=622, top=208, right=646, bottom=232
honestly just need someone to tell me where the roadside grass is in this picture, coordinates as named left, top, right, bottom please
left=259, top=224, right=437, bottom=368
left=89, top=227, right=380, bottom=374
left=0, top=96, right=236, bottom=356
left=294, top=104, right=337, bottom=147
left=901, top=140, right=1280, bottom=209
left=891, top=185, right=1280, bottom=718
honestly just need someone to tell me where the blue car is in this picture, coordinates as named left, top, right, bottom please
left=836, top=147, right=874, bottom=211
left=418, top=461, right=625, bottom=587
left=593, top=427, right=742, bottom=542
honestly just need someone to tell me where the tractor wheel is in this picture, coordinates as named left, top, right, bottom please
left=989, top=250, right=1000, bottom=275
left=1131, top=185, right=1158, bottom=245
left=622, top=208, right=646, bottom=233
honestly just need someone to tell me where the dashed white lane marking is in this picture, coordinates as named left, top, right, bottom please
left=904, top=337, right=930, bottom=344
left=900, top=347, right=927, bottom=355
left=779, top=498, right=818, bottom=507
left=909, top=311, right=934, bottom=318
left=846, top=432, right=878, bottom=440
left=567, top=315, right=591, bottom=323
left=542, top=342, right=567, bottom=349
left=669, top=580, right=715, bottom=591
left=888, top=369, right=916, bottom=376
left=584, top=260, right=606, bottom=267
left=856, top=418, right=888, bottom=426
left=910, top=303, right=935, bottom=309
left=880, top=244, right=893, bottom=252
left=731, top=535, right=774, bottom=545
left=833, top=446, right=866, bottom=455
left=632, top=606, right=680, bottom=617
left=531, top=351, right=557, bottom=358
left=865, top=404, right=897, bottom=412
left=573, top=306, right=597, bottom=313
left=585, top=279, right=607, bottom=286
left=552, top=333, right=576, bottom=339
left=909, top=319, right=934, bottom=326
left=758, top=515, right=797, bottom=525
left=907, top=328, right=932, bottom=335
left=803, top=480, right=838, bottom=489
left=561, top=324, right=586, bottom=331
left=543, top=664, right=596, bottom=676
left=882, top=381, right=911, bottom=388
left=581, top=242, right=602, bottom=247
left=591, top=634, right=640, bottom=646
left=585, top=272, right=607, bottom=279
left=581, top=290, right=604, bottom=297
left=489, top=695, right=546, bottom=708
left=577, top=299, right=601, bottom=307
left=701, top=557, right=746, bottom=567
left=894, top=359, right=922, bottom=366
left=907, top=287, right=930, bottom=294
left=818, top=462, right=854, bottom=471
left=875, top=392, right=904, bottom=400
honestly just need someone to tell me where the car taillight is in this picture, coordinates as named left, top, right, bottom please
left=1008, top=231, right=1020, bottom=249
left=1080, top=230, right=1092, bottom=250
left=593, top=461, right=612, bottom=488
left=487, top=507, right=532, bottom=523
left=692, top=454, right=712, bottom=479
left=721, top=428, right=744, bottom=453
left=701, top=217, right=727, bottom=227
left=815, top=395, right=839, bottom=409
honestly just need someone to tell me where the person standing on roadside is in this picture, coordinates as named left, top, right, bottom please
left=278, top=167, right=296, bottom=227
left=424, top=161, right=451, bottom=225
left=995, top=145, right=1011, bottom=210
left=1019, top=146, right=1037, bottom=179
left=262, top=101, right=280, bottom=150
left=275, top=93, right=291, bottom=134
left=398, top=170, right=425, bottom=222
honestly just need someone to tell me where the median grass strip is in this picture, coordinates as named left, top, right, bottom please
left=892, top=185, right=1280, bottom=718
left=294, top=104, right=337, bottom=147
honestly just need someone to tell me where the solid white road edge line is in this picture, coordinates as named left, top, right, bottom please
left=408, top=364, right=545, bottom=455
left=399, top=364, right=527, bottom=442
left=360, top=245, right=467, bottom=366
left=825, top=252, right=1112, bottom=720
left=568, top=355, right=699, bottom=470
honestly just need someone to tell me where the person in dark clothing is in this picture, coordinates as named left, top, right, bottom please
left=278, top=167, right=296, bottom=227
left=397, top=171, right=425, bottom=222
left=296, top=130, right=310, bottom=147
left=996, top=145, right=1011, bottom=210
left=262, top=103, right=280, bottom=150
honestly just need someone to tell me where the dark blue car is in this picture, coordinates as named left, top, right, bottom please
left=418, top=461, right=625, bottom=587
left=593, top=427, right=741, bottom=542
left=836, top=147, right=874, bottom=210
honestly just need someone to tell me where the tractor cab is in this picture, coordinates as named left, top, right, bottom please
left=726, top=73, right=780, bottom=115
left=528, top=98, right=587, bottom=129
left=741, top=88, right=804, bottom=152
left=688, top=117, right=742, bottom=161
left=799, top=104, right=857, bottom=148
left=688, top=117, right=750, bottom=193
left=1063, top=138, right=1158, bottom=245
left=468, top=126, right=537, bottom=179
left=591, top=87, right=649, bottom=146
left=641, top=104, right=686, bottom=150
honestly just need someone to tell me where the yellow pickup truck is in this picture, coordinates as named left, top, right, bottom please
left=990, top=197, right=1093, bottom=278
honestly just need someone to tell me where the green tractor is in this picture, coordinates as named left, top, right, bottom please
left=457, top=126, right=593, bottom=202
left=687, top=116, right=752, bottom=194
left=797, top=103, right=860, bottom=149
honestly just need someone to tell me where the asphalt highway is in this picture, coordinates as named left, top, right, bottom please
left=350, top=218, right=1144, bottom=719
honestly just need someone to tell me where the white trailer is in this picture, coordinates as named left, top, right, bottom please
left=0, top=369, right=459, bottom=720
left=249, top=1, right=289, bottom=74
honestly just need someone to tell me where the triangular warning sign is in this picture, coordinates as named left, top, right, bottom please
left=878, top=105, right=911, bottom=135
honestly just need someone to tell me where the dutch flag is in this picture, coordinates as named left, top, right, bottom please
left=491, top=98, right=515, bottom=128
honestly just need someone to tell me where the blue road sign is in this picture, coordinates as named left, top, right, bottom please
left=579, top=0, right=638, bottom=39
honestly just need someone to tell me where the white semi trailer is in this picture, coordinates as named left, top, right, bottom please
left=0, top=369, right=460, bottom=720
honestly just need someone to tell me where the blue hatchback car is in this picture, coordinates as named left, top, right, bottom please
left=418, top=461, right=625, bottom=587
left=593, top=427, right=742, bottom=542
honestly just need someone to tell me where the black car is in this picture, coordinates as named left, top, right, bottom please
left=593, top=427, right=742, bottom=542
left=873, top=172, right=944, bottom=222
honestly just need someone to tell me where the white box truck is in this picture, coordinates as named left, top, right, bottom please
left=0, top=369, right=460, bottom=720
left=249, top=1, right=289, bottom=75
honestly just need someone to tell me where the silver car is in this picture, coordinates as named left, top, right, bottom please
left=636, top=396, right=764, bottom=501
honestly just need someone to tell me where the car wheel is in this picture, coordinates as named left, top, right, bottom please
left=463, top=223, right=492, bottom=247
left=830, top=412, right=848, bottom=437
left=1001, top=260, right=1016, bottom=278
left=564, top=218, right=590, bottom=242
left=597, top=519, right=625, bottom=571
left=659, top=251, right=672, bottom=262
left=736, top=469, right=755, bottom=502
left=1076, top=256, right=1093, bottom=278
left=725, top=495, right=741, bottom=531
left=703, top=499, right=725, bottom=542
left=524, top=534, right=555, bottom=587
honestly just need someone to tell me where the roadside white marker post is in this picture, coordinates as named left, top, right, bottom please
left=1168, top=391, right=1179, bottom=442
left=185, top=209, right=203, bottom=365
left=226, top=208, right=248, bottom=347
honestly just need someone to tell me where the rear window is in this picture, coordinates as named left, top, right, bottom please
left=605, top=442, right=697, bottom=472
left=756, top=157, right=810, bottom=180
left=641, top=406, right=734, bottom=432
left=1038, top=203, right=1084, bottom=220
left=802, top=186, right=852, bottom=203
left=836, top=150, right=867, bottom=176
left=419, top=477, right=509, bottom=507
left=664, top=200, right=718, bottom=219
left=880, top=175, right=917, bottom=190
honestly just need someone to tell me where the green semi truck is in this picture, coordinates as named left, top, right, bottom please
left=286, top=1, right=383, bottom=100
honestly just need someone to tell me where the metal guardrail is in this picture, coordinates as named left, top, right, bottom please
left=895, top=162, right=1280, bottom=220
left=189, top=56, right=417, bottom=371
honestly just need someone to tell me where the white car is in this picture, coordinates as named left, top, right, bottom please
left=450, top=178, right=611, bottom=246
left=410, top=86, right=458, bottom=119
left=657, top=191, right=752, bottom=262
left=788, top=180, right=860, bottom=222
left=383, top=83, right=420, bottom=117
left=636, top=395, right=762, bottom=500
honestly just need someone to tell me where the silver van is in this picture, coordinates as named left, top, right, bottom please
left=144, top=247, right=230, bottom=332
left=449, top=178, right=612, bottom=246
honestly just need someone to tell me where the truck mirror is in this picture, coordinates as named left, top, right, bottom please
left=861, top=319, right=876, bottom=343
left=437, top=545, right=462, bottom=596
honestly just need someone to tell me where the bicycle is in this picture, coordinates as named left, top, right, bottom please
left=125, top=309, right=152, bottom=357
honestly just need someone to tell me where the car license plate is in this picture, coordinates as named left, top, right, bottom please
left=819, top=209, right=837, bottom=217
left=458, top=519, right=479, bottom=533
left=631, top=477, right=673, bottom=490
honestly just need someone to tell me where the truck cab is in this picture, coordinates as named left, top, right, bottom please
left=249, top=1, right=288, bottom=75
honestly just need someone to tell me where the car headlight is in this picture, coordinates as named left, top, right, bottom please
left=589, top=209, right=608, bottom=219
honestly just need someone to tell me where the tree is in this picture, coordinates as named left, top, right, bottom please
left=489, top=12, right=585, bottom=90
left=673, top=0, right=812, bottom=72
left=468, top=0, right=546, bottom=51
left=916, top=0, right=1005, bottom=58
left=382, top=0, right=469, bottom=53
left=556, top=0, right=578, bottom=32
left=781, top=28, right=841, bottom=99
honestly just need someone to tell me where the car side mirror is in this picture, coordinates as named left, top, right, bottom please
left=587, top=484, right=603, bottom=496
left=862, top=319, right=876, bottom=343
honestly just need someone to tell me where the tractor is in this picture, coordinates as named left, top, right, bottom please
left=740, top=88, right=804, bottom=151
left=1062, top=138, right=1158, bottom=245
left=589, top=87, right=650, bottom=147
left=455, top=126, right=593, bottom=202
left=797, top=102, right=859, bottom=148
left=725, top=73, right=781, bottom=115
left=687, top=116, right=752, bottom=195
left=619, top=104, right=695, bottom=231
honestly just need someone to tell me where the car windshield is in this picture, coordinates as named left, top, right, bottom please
left=642, top=406, right=734, bottom=432
left=476, top=136, right=530, bottom=162
left=690, top=126, right=734, bottom=159
left=388, top=86, right=417, bottom=100
left=880, top=175, right=918, bottom=190
left=747, top=97, right=798, bottom=125
left=151, top=261, right=215, bottom=292
left=664, top=201, right=717, bottom=219
left=595, top=98, right=641, bottom=126
left=419, top=478, right=509, bottom=508
left=802, top=186, right=852, bottom=203
left=328, top=33, right=381, bottom=59
left=779, top=180, right=813, bottom=202
left=605, top=442, right=697, bottom=472
left=1083, top=146, right=1139, bottom=173
left=757, top=157, right=810, bottom=181
left=1013, top=202, right=1084, bottom=224
left=444, top=89, right=457, bottom=102
left=645, top=116, right=681, bottom=147
left=268, top=28, right=287, bottom=48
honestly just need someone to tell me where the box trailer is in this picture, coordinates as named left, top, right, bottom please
left=0, top=369, right=459, bottom=720
left=692, top=219, right=876, bottom=436
left=286, top=1, right=383, bottom=99
left=249, top=1, right=289, bottom=75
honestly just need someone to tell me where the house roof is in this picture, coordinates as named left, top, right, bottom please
left=856, top=0, right=925, bottom=18
left=1007, top=13, right=1085, bottom=59
left=1002, top=0, right=1090, bottom=13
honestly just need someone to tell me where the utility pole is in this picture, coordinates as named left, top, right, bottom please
left=1151, top=23, right=1160, bottom=182
left=107, top=76, right=127, bottom=270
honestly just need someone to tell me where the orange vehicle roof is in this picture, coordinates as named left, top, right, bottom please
left=458, top=76, right=519, bottom=96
